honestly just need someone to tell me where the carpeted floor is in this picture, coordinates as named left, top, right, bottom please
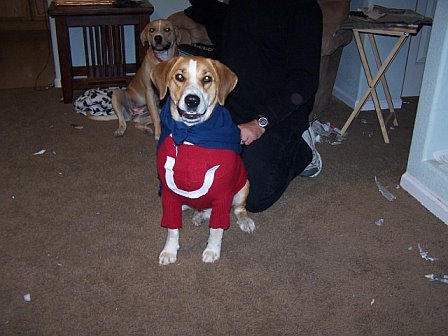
left=0, top=87, right=447, bottom=335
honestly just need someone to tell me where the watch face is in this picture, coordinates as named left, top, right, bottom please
left=258, top=116, right=269, bottom=128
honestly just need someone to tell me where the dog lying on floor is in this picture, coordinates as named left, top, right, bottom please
left=150, top=56, right=256, bottom=265
left=96, top=19, right=180, bottom=139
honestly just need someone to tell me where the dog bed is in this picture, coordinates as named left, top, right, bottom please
left=73, top=88, right=120, bottom=118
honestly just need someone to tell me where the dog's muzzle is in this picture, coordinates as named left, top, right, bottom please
left=152, top=35, right=171, bottom=51
left=177, top=94, right=204, bottom=121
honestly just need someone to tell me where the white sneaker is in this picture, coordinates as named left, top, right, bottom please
left=300, top=124, right=322, bottom=177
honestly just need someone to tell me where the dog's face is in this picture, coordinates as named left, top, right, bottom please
left=140, top=19, right=180, bottom=54
left=150, top=56, right=238, bottom=125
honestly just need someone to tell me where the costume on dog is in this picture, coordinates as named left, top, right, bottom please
left=157, top=97, right=247, bottom=230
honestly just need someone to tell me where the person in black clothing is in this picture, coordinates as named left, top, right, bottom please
left=179, top=0, right=323, bottom=212
left=218, top=0, right=323, bottom=212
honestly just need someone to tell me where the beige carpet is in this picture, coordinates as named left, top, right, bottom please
left=0, top=87, right=447, bottom=335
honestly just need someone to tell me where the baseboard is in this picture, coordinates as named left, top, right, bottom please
left=400, top=172, right=448, bottom=225
left=362, top=98, right=403, bottom=111
left=333, top=86, right=403, bottom=111
left=54, top=78, right=61, bottom=88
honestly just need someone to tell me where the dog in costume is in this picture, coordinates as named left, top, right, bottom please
left=150, top=56, right=255, bottom=265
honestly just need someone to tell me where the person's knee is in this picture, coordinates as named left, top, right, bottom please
left=246, top=196, right=273, bottom=213
left=245, top=181, right=285, bottom=213
left=241, top=132, right=298, bottom=213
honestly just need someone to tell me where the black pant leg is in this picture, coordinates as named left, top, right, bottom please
left=241, top=124, right=312, bottom=213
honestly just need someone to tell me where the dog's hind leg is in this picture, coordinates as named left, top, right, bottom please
left=134, top=114, right=154, bottom=135
left=233, top=181, right=256, bottom=233
left=202, top=228, right=224, bottom=263
left=192, top=208, right=211, bottom=226
left=159, top=228, right=180, bottom=265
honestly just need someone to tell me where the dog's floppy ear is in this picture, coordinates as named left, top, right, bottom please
left=150, top=57, right=179, bottom=100
left=172, top=24, right=182, bottom=45
left=211, top=59, right=238, bottom=105
left=140, top=24, right=151, bottom=46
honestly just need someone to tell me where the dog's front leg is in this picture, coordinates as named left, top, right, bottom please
left=202, top=228, right=224, bottom=263
left=145, top=90, right=161, bottom=140
left=112, top=90, right=128, bottom=137
left=159, top=228, right=179, bottom=265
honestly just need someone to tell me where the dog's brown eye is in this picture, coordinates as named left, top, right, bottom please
left=175, top=74, right=185, bottom=82
left=202, top=76, right=212, bottom=84
left=164, top=28, right=171, bottom=32
left=149, top=28, right=155, bottom=33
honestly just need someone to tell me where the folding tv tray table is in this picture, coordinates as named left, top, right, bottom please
left=338, top=12, right=431, bottom=143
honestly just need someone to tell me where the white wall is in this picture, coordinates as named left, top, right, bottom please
left=333, top=0, right=447, bottom=223
left=400, top=0, right=448, bottom=225
left=150, top=0, right=189, bottom=20
left=333, top=0, right=417, bottom=111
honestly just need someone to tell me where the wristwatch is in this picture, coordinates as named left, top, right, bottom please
left=257, top=115, right=269, bottom=129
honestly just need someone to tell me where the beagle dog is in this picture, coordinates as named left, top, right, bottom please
left=104, top=19, right=180, bottom=139
left=150, top=56, right=256, bottom=265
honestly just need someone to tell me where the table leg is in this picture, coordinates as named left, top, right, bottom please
left=55, top=17, right=74, bottom=103
left=356, top=33, right=390, bottom=143
left=340, top=31, right=375, bottom=137
left=369, top=35, right=396, bottom=126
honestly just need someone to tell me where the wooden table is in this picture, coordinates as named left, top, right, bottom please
left=48, top=1, right=154, bottom=103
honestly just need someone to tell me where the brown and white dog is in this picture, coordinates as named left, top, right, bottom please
left=150, top=56, right=256, bottom=265
left=109, top=19, right=180, bottom=139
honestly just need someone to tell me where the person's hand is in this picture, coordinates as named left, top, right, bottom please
left=238, top=119, right=265, bottom=145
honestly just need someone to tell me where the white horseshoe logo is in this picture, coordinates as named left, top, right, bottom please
left=164, top=156, right=220, bottom=199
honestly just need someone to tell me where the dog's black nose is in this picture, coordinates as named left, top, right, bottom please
left=185, top=94, right=200, bottom=109
left=154, top=35, right=162, bottom=44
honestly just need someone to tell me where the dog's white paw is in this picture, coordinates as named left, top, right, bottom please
left=114, top=127, right=126, bottom=137
left=202, top=248, right=221, bottom=263
left=202, top=228, right=223, bottom=263
left=237, top=217, right=256, bottom=233
left=159, top=250, right=177, bottom=265
left=159, top=229, right=179, bottom=266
